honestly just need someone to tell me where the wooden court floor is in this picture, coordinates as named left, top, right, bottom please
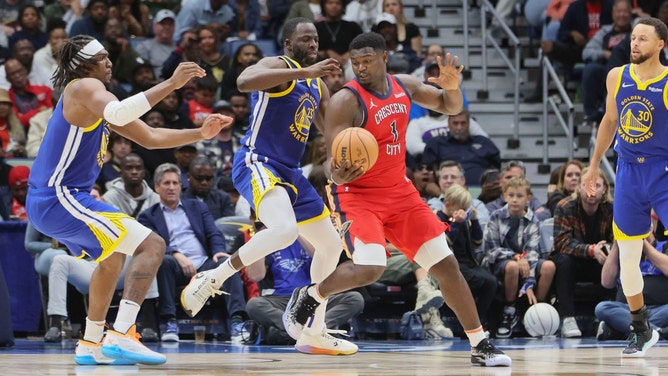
left=1, top=337, right=666, bottom=375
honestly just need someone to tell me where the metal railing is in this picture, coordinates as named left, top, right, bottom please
left=477, top=0, right=521, bottom=147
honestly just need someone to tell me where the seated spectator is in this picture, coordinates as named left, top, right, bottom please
left=108, top=0, right=151, bottom=37
left=7, top=164, right=28, bottom=220
left=581, top=0, right=632, bottom=124
left=483, top=177, right=556, bottom=338
left=4, top=57, right=53, bottom=129
left=132, top=109, right=177, bottom=184
left=156, top=90, right=196, bottom=130
left=596, top=224, right=668, bottom=340
left=196, top=24, right=233, bottom=85
left=316, top=0, right=363, bottom=78
left=410, top=158, right=440, bottom=203
left=174, top=144, right=199, bottom=192
left=523, top=0, right=574, bottom=45
left=228, top=0, right=264, bottom=40
left=0, top=39, right=54, bottom=90
left=161, top=28, right=209, bottom=81
left=0, top=0, right=33, bottom=38
left=428, top=161, right=490, bottom=225
left=245, top=215, right=364, bottom=344
left=437, top=184, right=497, bottom=330
left=217, top=174, right=251, bottom=217
left=175, top=0, right=236, bottom=39
left=478, top=168, right=502, bottom=205
left=129, top=61, right=156, bottom=95
left=182, top=156, right=235, bottom=220
left=184, top=75, right=218, bottom=127
left=135, top=9, right=177, bottom=79
left=550, top=167, right=614, bottom=338
left=68, top=0, right=109, bottom=41
left=486, top=161, right=551, bottom=221
left=343, top=0, right=379, bottom=32
left=422, top=109, right=501, bottom=186
left=138, top=163, right=247, bottom=343
left=0, top=144, right=11, bottom=220
left=220, top=42, right=262, bottom=98
left=406, top=105, right=487, bottom=158
left=102, top=17, right=143, bottom=85
left=96, top=132, right=133, bottom=193
left=198, top=100, right=242, bottom=174
left=372, top=13, right=420, bottom=73
left=380, top=0, right=422, bottom=58
left=301, top=134, right=327, bottom=178
left=228, top=90, right=251, bottom=139
left=24, top=221, right=68, bottom=277
left=409, top=55, right=471, bottom=121
left=43, top=0, right=83, bottom=34
left=546, top=159, right=584, bottom=214
left=43, top=253, right=160, bottom=342
left=102, top=153, right=160, bottom=218
left=0, top=89, right=25, bottom=158
left=546, top=165, right=563, bottom=204
left=33, top=19, right=68, bottom=85
left=8, top=4, right=47, bottom=52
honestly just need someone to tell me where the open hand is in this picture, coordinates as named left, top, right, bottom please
left=170, top=62, right=207, bottom=89
left=426, top=53, right=465, bottom=91
left=200, top=113, right=234, bottom=139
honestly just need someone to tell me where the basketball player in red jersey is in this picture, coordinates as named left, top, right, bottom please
left=283, top=32, right=511, bottom=366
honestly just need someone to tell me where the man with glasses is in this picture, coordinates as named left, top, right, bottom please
left=138, top=163, right=247, bottom=343
left=4, top=57, right=52, bottom=128
left=183, top=155, right=235, bottom=221
left=485, top=160, right=551, bottom=221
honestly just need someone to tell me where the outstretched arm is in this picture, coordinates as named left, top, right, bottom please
left=399, top=53, right=465, bottom=115
left=237, top=56, right=341, bottom=93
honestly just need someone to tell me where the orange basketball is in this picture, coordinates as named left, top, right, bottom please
left=331, top=127, right=379, bottom=172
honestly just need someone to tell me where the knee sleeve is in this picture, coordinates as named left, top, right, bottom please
left=618, top=239, right=644, bottom=296
left=414, top=233, right=452, bottom=272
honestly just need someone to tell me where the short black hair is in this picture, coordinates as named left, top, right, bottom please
left=349, top=32, right=386, bottom=52
left=282, top=17, right=313, bottom=41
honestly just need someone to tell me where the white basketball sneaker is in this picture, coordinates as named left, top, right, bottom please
left=74, top=339, right=136, bottom=366
left=101, top=325, right=166, bottom=365
left=295, top=330, right=358, bottom=355
left=180, top=270, right=227, bottom=318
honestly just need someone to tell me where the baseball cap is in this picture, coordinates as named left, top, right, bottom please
left=9, top=165, right=30, bottom=187
left=375, top=12, right=397, bottom=26
left=154, top=9, right=176, bottom=24
left=175, top=143, right=198, bottom=152
left=213, top=100, right=233, bottom=113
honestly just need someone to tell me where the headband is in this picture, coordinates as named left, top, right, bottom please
left=68, top=39, right=105, bottom=71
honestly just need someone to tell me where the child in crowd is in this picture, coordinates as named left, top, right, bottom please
left=184, top=75, right=217, bottom=127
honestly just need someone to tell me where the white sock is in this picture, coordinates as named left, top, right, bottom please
left=113, top=299, right=140, bottom=334
left=466, top=327, right=487, bottom=347
left=210, top=258, right=238, bottom=287
left=83, top=317, right=106, bottom=343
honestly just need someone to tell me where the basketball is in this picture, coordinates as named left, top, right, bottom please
left=523, top=303, right=559, bottom=337
left=331, top=127, right=379, bottom=172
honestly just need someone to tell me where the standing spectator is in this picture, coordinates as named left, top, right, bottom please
left=437, top=184, right=497, bottom=330
left=581, top=0, right=633, bottom=124
left=68, top=0, right=109, bottom=41
left=175, top=0, right=236, bottom=39
left=5, top=58, right=53, bottom=129
left=135, top=9, right=177, bottom=79
left=108, top=0, right=151, bottom=37
left=315, top=0, right=363, bottom=76
left=486, top=161, right=551, bottom=221
left=422, top=109, right=501, bottom=186
left=483, top=177, right=556, bottom=338
left=182, top=156, right=235, bottom=220
left=343, top=0, right=380, bottom=32
left=545, top=159, right=584, bottom=214
left=550, top=167, right=614, bottom=338
left=137, top=163, right=247, bottom=343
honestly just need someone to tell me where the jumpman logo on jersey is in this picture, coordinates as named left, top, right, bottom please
left=369, top=98, right=378, bottom=109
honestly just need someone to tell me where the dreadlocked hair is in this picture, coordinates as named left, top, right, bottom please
left=52, top=35, right=103, bottom=89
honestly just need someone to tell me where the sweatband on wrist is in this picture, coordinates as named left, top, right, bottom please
left=103, top=92, right=152, bottom=126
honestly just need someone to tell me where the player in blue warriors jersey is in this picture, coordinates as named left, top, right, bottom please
left=584, top=17, right=667, bottom=358
left=180, top=17, right=357, bottom=355
left=26, top=35, right=232, bottom=365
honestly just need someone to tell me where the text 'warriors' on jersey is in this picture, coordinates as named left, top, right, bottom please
left=614, top=64, right=668, bottom=161
left=344, top=74, right=411, bottom=188
left=240, top=56, right=322, bottom=168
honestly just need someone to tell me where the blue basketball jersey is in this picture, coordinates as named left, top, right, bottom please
left=28, top=91, right=110, bottom=192
left=613, top=64, right=668, bottom=162
left=239, top=56, right=322, bottom=168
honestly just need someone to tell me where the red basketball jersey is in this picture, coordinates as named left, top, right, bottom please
left=343, top=75, right=412, bottom=188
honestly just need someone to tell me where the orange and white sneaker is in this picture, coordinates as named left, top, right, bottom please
left=295, top=330, right=358, bottom=355
left=101, top=325, right=166, bottom=365
left=74, top=339, right=136, bottom=365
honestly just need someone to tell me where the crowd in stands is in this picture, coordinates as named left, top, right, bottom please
left=1, top=0, right=668, bottom=348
